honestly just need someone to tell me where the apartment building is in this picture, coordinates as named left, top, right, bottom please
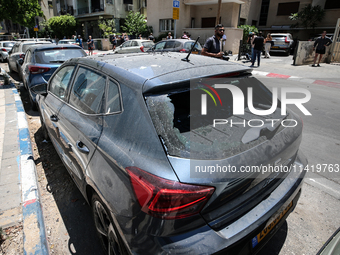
left=240, top=0, right=340, bottom=39
left=147, top=0, right=245, bottom=54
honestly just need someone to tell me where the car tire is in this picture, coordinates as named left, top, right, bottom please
left=39, top=115, right=50, bottom=141
left=0, top=55, right=3, bottom=63
left=91, top=193, right=127, bottom=255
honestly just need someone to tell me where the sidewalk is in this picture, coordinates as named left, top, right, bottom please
left=0, top=73, right=48, bottom=254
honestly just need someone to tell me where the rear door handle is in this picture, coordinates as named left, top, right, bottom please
left=76, top=141, right=90, bottom=154
left=50, top=114, right=58, bottom=122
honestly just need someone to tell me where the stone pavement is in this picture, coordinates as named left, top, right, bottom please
left=0, top=80, right=22, bottom=228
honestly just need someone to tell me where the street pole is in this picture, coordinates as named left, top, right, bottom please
left=36, top=31, right=38, bottom=39
left=216, top=0, right=222, bottom=26
left=174, top=19, right=177, bottom=39
left=26, top=27, right=30, bottom=38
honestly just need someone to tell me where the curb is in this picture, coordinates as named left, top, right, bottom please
left=11, top=84, right=49, bottom=255
left=251, top=70, right=340, bottom=89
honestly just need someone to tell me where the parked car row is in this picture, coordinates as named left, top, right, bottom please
left=26, top=48, right=307, bottom=254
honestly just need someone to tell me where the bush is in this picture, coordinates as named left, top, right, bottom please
left=238, top=25, right=258, bottom=43
left=156, top=32, right=168, bottom=42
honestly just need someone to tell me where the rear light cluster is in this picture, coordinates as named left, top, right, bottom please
left=28, top=65, right=51, bottom=74
left=140, top=46, right=144, bottom=52
left=179, top=49, right=186, bottom=52
left=285, top=37, right=289, bottom=43
left=126, top=167, right=215, bottom=219
left=19, top=54, right=25, bottom=59
left=1, top=49, right=6, bottom=52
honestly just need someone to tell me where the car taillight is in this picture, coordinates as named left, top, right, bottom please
left=179, top=49, right=186, bottom=52
left=140, top=46, right=144, bottom=52
left=126, top=166, right=215, bottom=219
left=19, top=54, right=25, bottom=59
left=28, top=65, right=51, bottom=74
left=285, top=37, right=289, bottom=43
left=1, top=49, right=6, bottom=52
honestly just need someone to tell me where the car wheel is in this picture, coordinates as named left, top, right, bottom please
left=28, top=92, right=38, bottom=111
left=39, top=115, right=50, bottom=141
left=91, top=193, right=127, bottom=255
left=286, top=50, right=290, bottom=56
left=0, top=55, right=3, bottom=63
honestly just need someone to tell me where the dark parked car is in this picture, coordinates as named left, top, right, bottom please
left=19, top=44, right=87, bottom=110
left=34, top=53, right=307, bottom=255
left=148, top=39, right=203, bottom=54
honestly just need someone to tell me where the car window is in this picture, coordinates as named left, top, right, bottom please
left=121, top=41, right=132, bottom=48
left=12, top=45, right=19, bottom=53
left=49, top=65, right=76, bottom=100
left=24, top=51, right=31, bottom=63
left=69, top=67, right=106, bottom=114
left=142, top=41, right=153, bottom=48
left=22, top=43, right=36, bottom=53
left=35, top=49, right=85, bottom=64
left=4, top=42, right=14, bottom=48
left=106, top=80, right=121, bottom=114
left=155, top=41, right=166, bottom=50
left=131, top=41, right=139, bottom=47
left=165, top=41, right=180, bottom=49
left=184, top=41, right=203, bottom=50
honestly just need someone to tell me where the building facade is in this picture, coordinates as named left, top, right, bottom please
left=147, top=0, right=245, bottom=54
left=240, top=0, right=340, bottom=39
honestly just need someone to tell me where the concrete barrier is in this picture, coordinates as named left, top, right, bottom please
left=294, top=41, right=331, bottom=66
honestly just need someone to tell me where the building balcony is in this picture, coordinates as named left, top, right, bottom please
left=183, top=0, right=244, bottom=5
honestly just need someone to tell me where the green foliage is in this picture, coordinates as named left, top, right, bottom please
left=0, top=0, right=44, bottom=28
left=121, top=11, right=148, bottom=36
left=47, top=15, right=76, bottom=39
left=156, top=32, right=168, bottom=42
left=98, top=17, right=116, bottom=38
left=238, top=25, right=258, bottom=43
left=289, top=4, right=325, bottom=29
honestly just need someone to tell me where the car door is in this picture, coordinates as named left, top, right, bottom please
left=129, top=40, right=141, bottom=53
left=41, top=65, right=77, bottom=154
left=21, top=50, right=32, bottom=85
left=118, top=41, right=132, bottom=53
left=56, top=66, right=106, bottom=191
left=153, top=41, right=166, bottom=52
left=8, top=44, right=19, bottom=71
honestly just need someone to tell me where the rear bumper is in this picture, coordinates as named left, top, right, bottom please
left=127, top=151, right=307, bottom=255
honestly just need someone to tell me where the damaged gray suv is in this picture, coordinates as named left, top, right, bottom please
left=34, top=52, right=307, bottom=255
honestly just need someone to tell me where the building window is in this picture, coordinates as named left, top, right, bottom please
left=123, top=0, right=133, bottom=4
left=324, top=0, right=340, bottom=9
left=252, top=20, right=257, bottom=26
left=48, top=1, right=53, bottom=8
left=239, top=18, right=246, bottom=25
left=259, top=0, right=270, bottom=26
left=277, top=2, right=300, bottom=16
left=159, top=19, right=174, bottom=32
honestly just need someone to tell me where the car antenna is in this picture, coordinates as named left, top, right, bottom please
left=181, top=36, right=200, bottom=62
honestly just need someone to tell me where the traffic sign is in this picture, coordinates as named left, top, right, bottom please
left=173, top=0, right=180, bottom=8
left=173, top=8, right=179, bottom=20
left=34, top=27, right=39, bottom=31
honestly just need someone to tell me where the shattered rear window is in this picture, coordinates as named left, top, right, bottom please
left=145, top=77, right=284, bottom=160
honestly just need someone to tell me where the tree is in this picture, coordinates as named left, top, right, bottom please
left=289, top=4, right=325, bottom=30
left=238, top=25, right=258, bottom=43
left=121, top=11, right=148, bottom=36
left=98, top=17, right=116, bottom=38
left=47, top=15, right=76, bottom=39
left=0, top=0, right=43, bottom=29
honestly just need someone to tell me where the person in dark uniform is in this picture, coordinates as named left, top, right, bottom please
left=312, top=31, right=332, bottom=67
left=250, top=31, right=264, bottom=67
left=201, top=24, right=224, bottom=59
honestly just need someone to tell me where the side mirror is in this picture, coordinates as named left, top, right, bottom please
left=31, top=83, right=47, bottom=97
left=18, top=59, right=24, bottom=65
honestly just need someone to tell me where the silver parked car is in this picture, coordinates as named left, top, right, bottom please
left=270, top=33, right=294, bottom=55
left=0, top=41, right=15, bottom=62
left=114, top=39, right=154, bottom=54
left=8, top=40, right=52, bottom=75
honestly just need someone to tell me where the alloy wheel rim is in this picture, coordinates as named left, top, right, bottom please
left=94, top=201, right=120, bottom=255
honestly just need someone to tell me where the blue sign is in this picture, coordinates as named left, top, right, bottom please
left=173, top=0, right=180, bottom=8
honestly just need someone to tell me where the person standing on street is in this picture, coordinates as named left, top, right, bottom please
left=250, top=32, right=264, bottom=67
left=76, top=35, right=83, bottom=48
left=87, top=35, right=95, bottom=56
left=264, top=33, right=273, bottom=58
left=148, top=33, right=155, bottom=42
left=247, top=32, right=256, bottom=60
left=312, top=31, right=332, bottom=67
left=201, top=24, right=225, bottom=59
left=112, top=34, right=117, bottom=51
left=166, top=32, right=173, bottom=40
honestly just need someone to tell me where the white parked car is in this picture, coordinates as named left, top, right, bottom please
left=0, top=41, right=15, bottom=62
left=270, top=33, right=294, bottom=56
left=114, top=39, right=154, bottom=54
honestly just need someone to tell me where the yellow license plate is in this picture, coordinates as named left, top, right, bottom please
left=271, top=46, right=279, bottom=49
left=252, top=201, right=293, bottom=248
left=192, top=51, right=198, bottom=54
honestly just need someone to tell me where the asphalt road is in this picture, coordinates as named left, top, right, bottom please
left=1, top=56, right=340, bottom=255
